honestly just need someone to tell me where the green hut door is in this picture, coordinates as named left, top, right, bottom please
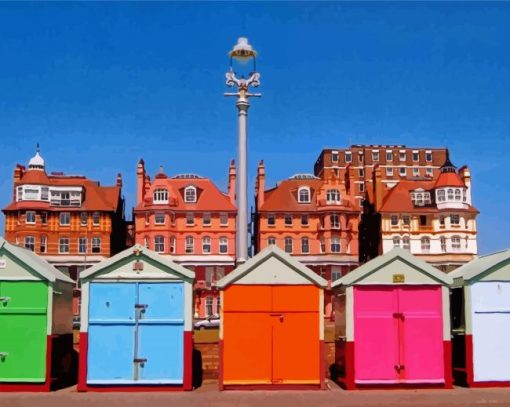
left=0, top=282, right=48, bottom=382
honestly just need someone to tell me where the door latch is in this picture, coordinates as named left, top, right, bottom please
left=0, top=297, right=11, bottom=304
left=134, top=358, right=147, bottom=368
left=269, top=313, right=284, bottom=322
left=0, top=352, right=8, bottom=361
left=393, top=312, right=405, bottom=321
left=394, top=364, right=405, bottom=372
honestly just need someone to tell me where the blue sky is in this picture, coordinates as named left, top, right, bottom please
left=0, top=2, right=508, bottom=254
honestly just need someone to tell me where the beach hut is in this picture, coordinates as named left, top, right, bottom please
left=217, top=245, right=327, bottom=390
left=450, top=249, right=510, bottom=387
left=332, top=248, right=453, bottom=389
left=0, top=237, right=74, bottom=392
left=77, top=245, right=195, bottom=391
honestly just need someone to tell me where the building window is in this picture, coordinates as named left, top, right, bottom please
left=203, top=212, right=211, bottom=226
left=440, top=237, right=447, bottom=252
left=153, top=189, right=169, bottom=204
left=359, top=168, right=365, bottom=177
left=358, top=152, right=364, bottom=164
left=40, top=187, right=49, bottom=201
left=455, top=189, right=462, bottom=201
left=184, top=186, right=197, bottom=203
left=420, top=215, right=428, bottom=226
left=93, top=212, right=100, bottom=225
left=268, top=237, right=276, bottom=246
left=426, top=167, right=433, bottom=177
left=39, top=212, right=47, bottom=225
left=421, top=237, right=431, bottom=253
left=393, top=236, right=400, bottom=248
left=284, top=237, right=293, bottom=253
left=40, top=235, right=47, bottom=253
left=298, top=187, right=311, bottom=203
left=447, top=189, right=454, bottom=200
left=219, top=237, right=228, bottom=254
left=326, top=189, right=340, bottom=203
left=169, top=236, right=176, bottom=253
left=332, top=151, right=339, bottom=162
left=155, top=212, right=166, bottom=225
left=391, top=215, right=399, bottom=226
left=186, top=212, right=194, bottom=226
left=372, top=151, right=379, bottom=162
left=399, top=167, right=406, bottom=176
left=284, top=214, right=293, bottom=226
left=331, top=237, right=341, bottom=253
left=267, top=214, right=276, bottom=226
left=145, top=213, right=150, bottom=225
left=24, top=188, right=39, bottom=200
left=154, top=236, right=165, bottom=253
left=440, top=215, right=445, bottom=226
left=426, top=151, right=432, bottom=162
left=80, top=212, right=87, bottom=226
left=216, top=294, right=222, bottom=314
left=301, top=214, right=309, bottom=226
left=399, top=151, right=406, bottom=161
left=412, top=151, right=419, bottom=162
left=26, top=211, right=36, bottom=224
left=332, top=270, right=342, bottom=281
left=91, top=237, right=101, bottom=254
left=437, top=189, right=445, bottom=202
left=220, top=213, right=228, bottom=225
left=452, top=236, right=461, bottom=251
left=301, top=237, right=309, bottom=253
left=79, top=237, right=87, bottom=254
left=413, top=167, right=420, bottom=177
left=16, top=187, right=23, bottom=201
left=358, top=183, right=365, bottom=192
left=386, top=151, right=393, bottom=161
left=345, top=151, right=352, bottom=163
left=403, top=215, right=410, bottom=226
left=185, top=236, right=194, bottom=254
left=386, top=167, right=394, bottom=177
left=206, top=297, right=214, bottom=317
left=202, top=236, right=211, bottom=254
left=403, top=236, right=410, bottom=250
left=59, top=238, right=70, bottom=253
left=144, top=236, right=150, bottom=248
left=320, top=239, right=326, bottom=253
left=331, top=214, right=340, bottom=229
left=24, top=236, right=35, bottom=251
left=451, top=214, right=460, bottom=225
left=59, top=212, right=70, bottom=226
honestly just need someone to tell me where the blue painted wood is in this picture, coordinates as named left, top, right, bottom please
left=87, top=283, right=137, bottom=383
left=138, top=282, right=184, bottom=320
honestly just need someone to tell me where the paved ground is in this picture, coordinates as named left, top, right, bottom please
left=2, top=381, right=510, bottom=407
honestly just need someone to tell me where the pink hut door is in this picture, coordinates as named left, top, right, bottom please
left=399, top=286, right=444, bottom=383
left=354, top=286, right=399, bottom=383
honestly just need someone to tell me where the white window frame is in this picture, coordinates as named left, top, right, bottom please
left=40, top=235, right=47, bottom=253
left=284, top=214, right=293, bottom=226
left=80, top=212, right=88, bottom=226
left=186, top=212, right=194, bottom=226
left=403, top=236, right=410, bottom=250
left=452, top=236, right=461, bottom=251
left=412, top=151, right=419, bottom=162
left=202, top=236, right=211, bottom=254
left=268, top=237, right=276, bottom=246
left=399, top=167, right=406, bottom=176
left=331, top=214, right=340, bottom=229
left=413, top=167, right=420, bottom=177
left=170, top=236, right=176, bottom=253
left=92, top=212, right=100, bottom=226
left=345, top=151, right=352, bottom=163
left=331, top=237, right=341, bottom=253
left=203, top=212, right=211, bottom=226
left=154, top=235, right=165, bottom=253
left=301, top=237, right=309, bottom=254
left=79, top=237, right=87, bottom=254
left=59, top=212, right=70, bottom=226
left=219, top=237, right=228, bottom=254
left=284, top=237, right=293, bottom=253
left=386, top=167, right=394, bottom=177
left=425, top=151, right=433, bottom=162
left=331, top=151, right=339, bottom=162
left=220, top=212, right=228, bottom=226
left=386, top=150, right=393, bottom=161
left=301, top=214, right=309, bottom=226
left=91, top=237, right=101, bottom=254
left=451, top=214, right=460, bottom=225
left=393, top=236, right=401, bottom=248
left=155, top=212, right=166, bottom=225
left=326, top=189, right=341, bottom=204
left=24, top=236, right=35, bottom=251
left=372, top=150, right=379, bottom=162
left=185, top=236, right=194, bottom=254
left=153, top=189, right=169, bottom=204
left=421, top=236, right=431, bottom=253
left=184, top=186, right=197, bottom=203
left=59, top=237, right=70, bottom=253
left=298, top=187, right=311, bottom=203
left=267, top=214, right=276, bottom=226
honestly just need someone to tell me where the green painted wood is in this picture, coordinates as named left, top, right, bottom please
left=0, top=282, right=48, bottom=382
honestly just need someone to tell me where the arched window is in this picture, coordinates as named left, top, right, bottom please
left=455, top=189, right=462, bottom=201
left=301, top=237, right=310, bottom=253
left=185, top=236, right=194, bottom=254
left=393, top=236, right=401, bottom=248
left=24, top=236, right=35, bottom=251
left=298, top=187, right=310, bottom=203
left=331, top=214, right=340, bottom=229
left=202, top=236, right=211, bottom=254
left=219, top=237, right=228, bottom=254
left=154, top=236, right=165, bottom=252
left=437, top=189, right=445, bottom=202
left=153, top=189, right=169, bottom=204
left=184, top=186, right=197, bottom=203
left=403, top=236, right=410, bottom=250
left=421, top=236, right=430, bottom=253
left=331, top=237, right=341, bottom=253
left=326, top=189, right=341, bottom=203
left=447, top=188, right=454, bottom=200
left=284, top=237, right=293, bottom=253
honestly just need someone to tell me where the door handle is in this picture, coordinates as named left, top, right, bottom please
left=394, top=364, right=405, bottom=372
left=135, top=304, right=148, bottom=309
left=0, top=352, right=8, bottom=361
left=134, top=358, right=147, bottom=368
left=0, top=297, right=10, bottom=303
left=269, top=313, right=284, bottom=322
left=393, top=312, right=405, bottom=321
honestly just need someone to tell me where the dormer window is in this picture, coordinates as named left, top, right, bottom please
left=298, top=187, right=311, bottom=203
left=153, top=189, right=169, bottom=204
left=411, top=191, right=431, bottom=206
left=437, top=189, right=445, bottom=202
left=184, top=186, right=197, bottom=203
left=326, top=189, right=341, bottom=204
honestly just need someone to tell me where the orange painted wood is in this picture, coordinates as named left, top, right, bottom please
left=272, top=286, right=319, bottom=312
left=222, top=286, right=272, bottom=312
left=222, top=312, right=272, bottom=384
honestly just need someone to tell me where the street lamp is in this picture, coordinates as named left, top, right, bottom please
left=225, top=37, right=261, bottom=264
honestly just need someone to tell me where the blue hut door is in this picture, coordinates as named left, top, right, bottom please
left=137, top=283, right=184, bottom=384
left=87, top=281, right=184, bottom=384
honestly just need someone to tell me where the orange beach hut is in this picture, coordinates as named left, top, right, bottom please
left=217, top=246, right=328, bottom=390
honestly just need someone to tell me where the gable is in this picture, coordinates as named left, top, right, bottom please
left=233, top=256, right=314, bottom=285
left=0, top=248, right=42, bottom=281
left=476, top=259, right=510, bottom=283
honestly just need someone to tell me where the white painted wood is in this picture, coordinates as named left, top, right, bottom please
left=319, top=289, right=324, bottom=340
left=442, top=286, right=451, bottom=341
left=471, top=282, right=510, bottom=381
left=184, top=281, right=193, bottom=332
left=80, top=281, right=89, bottom=332
left=346, top=286, right=354, bottom=341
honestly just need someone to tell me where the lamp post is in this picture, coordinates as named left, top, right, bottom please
left=225, top=37, right=261, bottom=264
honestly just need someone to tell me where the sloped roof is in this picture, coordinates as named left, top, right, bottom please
left=332, top=247, right=452, bottom=287
left=435, top=172, right=465, bottom=188
left=80, top=244, right=195, bottom=281
left=0, top=237, right=74, bottom=283
left=217, top=245, right=328, bottom=288
left=449, top=249, right=510, bottom=282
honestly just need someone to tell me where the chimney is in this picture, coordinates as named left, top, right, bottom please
left=459, top=165, right=472, bottom=205
left=116, top=173, right=123, bottom=188
left=227, top=159, right=236, bottom=205
left=256, top=160, right=266, bottom=210
left=136, top=159, right=146, bottom=205
left=374, top=165, right=383, bottom=211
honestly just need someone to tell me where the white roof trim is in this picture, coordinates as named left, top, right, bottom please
left=217, top=245, right=327, bottom=288
left=80, top=244, right=195, bottom=280
left=332, top=247, right=452, bottom=287
left=0, top=237, right=74, bottom=283
left=449, top=249, right=510, bottom=282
